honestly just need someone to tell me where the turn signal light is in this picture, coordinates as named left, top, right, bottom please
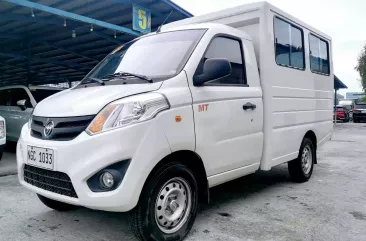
left=88, top=105, right=117, bottom=133
left=175, top=116, right=182, bottom=122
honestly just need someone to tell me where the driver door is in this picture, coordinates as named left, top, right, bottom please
left=190, top=36, right=263, bottom=181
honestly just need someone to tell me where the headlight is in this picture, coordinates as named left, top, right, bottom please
left=0, top=120, right=5, bottom=139
left=86, top=93, right=169, bottom=135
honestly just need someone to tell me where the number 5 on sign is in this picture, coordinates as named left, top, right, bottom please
left=133, top=4, right=151, bottom=33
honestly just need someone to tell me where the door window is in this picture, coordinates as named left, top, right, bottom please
left=9, top=88, right=32, bottom=107
left=195, top=37, right=247, bottom=85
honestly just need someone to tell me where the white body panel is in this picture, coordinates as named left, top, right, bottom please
left=34, top=83, right=163, bottom=117
left=164, top=1, right=334, bottom=171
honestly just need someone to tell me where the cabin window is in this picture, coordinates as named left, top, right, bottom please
left=309, top=34, right=330, bottom=75
left=274, top=17, right=305, bottom=70
left=195, top=36, right=247, bottom=86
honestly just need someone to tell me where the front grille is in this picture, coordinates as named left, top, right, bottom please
left=31, top=115, right=95, bottom=141
left=23, top=164, right=78, bottom=198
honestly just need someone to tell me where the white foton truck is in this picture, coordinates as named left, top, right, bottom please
left=17, top=2, right=333, bottom=240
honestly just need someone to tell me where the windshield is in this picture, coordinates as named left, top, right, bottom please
left=30, top=89, right=62, bottom=102
left=80, top=29, right=206, bottom=85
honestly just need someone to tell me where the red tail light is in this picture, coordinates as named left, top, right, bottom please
left=354, top=109, right=360, bottom=113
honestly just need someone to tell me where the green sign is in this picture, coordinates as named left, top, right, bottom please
left=133, top=4, right=151, bottom=33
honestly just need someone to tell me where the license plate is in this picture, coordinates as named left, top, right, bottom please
left=27, top=146, right=54, bottom=170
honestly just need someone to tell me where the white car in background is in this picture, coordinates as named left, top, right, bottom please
left=0, top=85, right=64, bottom=142
left=0, top=116, right=5, bottom=161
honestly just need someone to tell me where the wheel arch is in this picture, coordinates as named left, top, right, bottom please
left=304, top=130, right=317, bottom=164
left=142, top=150, right=209, bottom=204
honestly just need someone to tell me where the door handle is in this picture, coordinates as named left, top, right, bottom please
left=243, top=102, right=256, bottom=110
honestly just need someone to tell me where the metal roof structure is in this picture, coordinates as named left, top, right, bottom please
left=334, top=75, right=347, bottom=89
left=0, top=0, right=192, bottom=87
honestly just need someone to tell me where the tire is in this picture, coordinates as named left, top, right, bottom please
left=288, top=137, right=315, bottom=183
left=129, top=162, right=199, bottom=241
left=0, top=152, right=2, bottom=162
left=37, top=194, right=78, bottom=211
left=353, top=119, right=358, bottom=123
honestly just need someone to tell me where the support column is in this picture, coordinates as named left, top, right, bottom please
left=27, top=42, right=32, bottom=86
left=334, top=89, right=338, bottom=124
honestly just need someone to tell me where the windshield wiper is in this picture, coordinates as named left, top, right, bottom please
left=102, top=71, right=153, bottom=83
left=84, top=77, right=105, bottom=86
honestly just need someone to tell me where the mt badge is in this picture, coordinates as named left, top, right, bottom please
left=198, top=104, right=209, bottom=112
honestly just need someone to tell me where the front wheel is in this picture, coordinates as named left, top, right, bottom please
left=129, top=162, right=199, bottom=241
left=288, top=137, right=315, bottom=183
left=37, top=194, right=78, bottom=211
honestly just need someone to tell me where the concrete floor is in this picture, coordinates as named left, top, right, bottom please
left=1, top=123, right=366, bottom=241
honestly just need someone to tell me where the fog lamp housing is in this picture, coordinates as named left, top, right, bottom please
left=87, top=160, right=130, bottom=192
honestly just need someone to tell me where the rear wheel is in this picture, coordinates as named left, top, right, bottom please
left=353, top=119, right=359, bottom=123
left=37, top=194, right=78, bottom=211
left=129, top=162, right=199, bottom=241
left=288, top=137, right=315, bottom=183
left=0, top=152, right=3, bottom=161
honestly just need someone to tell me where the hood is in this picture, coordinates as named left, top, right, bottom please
left=33, top=82, right=162, bottom=117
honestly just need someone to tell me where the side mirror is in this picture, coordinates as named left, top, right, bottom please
left=17, top=99, right=28, bottom=111
left=194, top=58, right=232, bottom=86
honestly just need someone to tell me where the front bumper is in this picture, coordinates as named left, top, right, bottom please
left=17, top=117, right=172, bottom=212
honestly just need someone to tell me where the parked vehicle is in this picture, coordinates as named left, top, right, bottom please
left=0, top=85, right=63, bottom=142
left=17, top=2, right=333, bottom=241
left=0, top=116, right=5, bottom=161
left=353, top=102, right=366, bottom=123
left=339, top=100, right=353, bottom=120
left=335, top=105, right=350, bottom=122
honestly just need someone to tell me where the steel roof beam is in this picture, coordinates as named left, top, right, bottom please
left=0, top=14, right=125, bottom=45
left=0, top=62, right=84, bottom=80
left=3, top=1, right=161, bottom=45
left=109, top=0, right=163, bottom=17
left=160, top=0, right=193, bottom=17
left=0, top=51, right=91, bottom=71
left=3, top=0, right=142, bottom=37
left=0, top=32, right=99, bottom=62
